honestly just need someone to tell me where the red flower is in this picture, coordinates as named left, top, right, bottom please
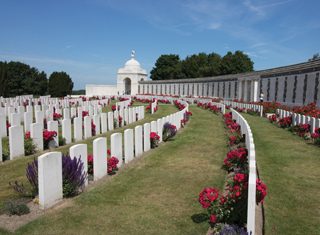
left=82, top=111, right=89, bottom=118
left=256, top=179, right=267, bottom=203
left=150, top=132, right=160, bottom=140
left=209, top=214, right=217, bottom=223
left=107, top=149, right=111, bottom=156
left=25, top=131, right=31, bottom=140
left=53, top=112, right=62, bottom=121
left=87, top=154, right=93, bottom=164
left=107, top=156, right=119, bottom=174
left=111, top=105, right=116, bottom=111
left=234, top=173, right=247, bottom=183
left=198, top=187, right=219, bottom=208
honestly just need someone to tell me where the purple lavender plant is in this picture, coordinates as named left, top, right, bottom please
left=219, top=224, right=247, bottom=235
left=62, top=154, right=87, bottom=197
left=26, top=158, right=38, bottom=196
left=162, top=122, right=177, bottom=142
left=24, top=155, right=87, bottom=198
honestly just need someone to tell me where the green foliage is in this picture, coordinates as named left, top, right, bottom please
left=4, top=200, right=30, bottom=216
left=2, top=138, right=9, bottom=161
left=24, top=138, right=37, bottom=156
left=48, top=71, right=74, bottom=97
left=220, top=51, right=254, bottom=75
left=150, top=54, right=185, bottom=80
left=72, top=89, right=85, bottom=95
left=0, top=61, right=48, bottom=97
left=150, top=51, right=254, bottom=80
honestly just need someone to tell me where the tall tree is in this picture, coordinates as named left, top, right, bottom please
left=150, top=54, right=184, bottom=80
left=0, top=62, right=9, bottom=97
left=182, top=52, right=222, bottom=78
left=220, top=51, right=254, bottom=75
left=48, top=71, right=73, bottom=97
left=0, top=61, right=48, bottom=97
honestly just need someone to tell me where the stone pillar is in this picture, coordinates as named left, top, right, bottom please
left=238, top=80, right=242, bottom=100
left=243, top=80, right=248, bottom=102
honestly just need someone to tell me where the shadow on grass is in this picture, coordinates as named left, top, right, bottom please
left=191, top=213, right=208, bottom=224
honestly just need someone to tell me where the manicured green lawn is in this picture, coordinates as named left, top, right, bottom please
left=0, top=103, right=176, bottom=209
left=243, top=114, right=320, bottom=235
left=0, top=106, right=228, bottom=235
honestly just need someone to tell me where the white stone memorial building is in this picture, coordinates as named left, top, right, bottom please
left=86, top=50, right=147, bottom=96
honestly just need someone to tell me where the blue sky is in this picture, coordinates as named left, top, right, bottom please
left=0, top=0, right=319, bottom=89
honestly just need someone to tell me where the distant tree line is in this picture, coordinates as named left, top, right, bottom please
left=0, top=61, right=73, bottom=97
left=150, top=51, right=254, bottom=80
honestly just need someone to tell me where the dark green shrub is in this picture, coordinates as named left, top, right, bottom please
left=24, top=138, right=37, bottom=156
left=4, top=200, right=30, bottom=216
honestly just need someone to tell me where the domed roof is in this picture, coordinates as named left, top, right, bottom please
left=125, top=58, right=141, bottom=67
left=118, top=51, right=147, bottom=75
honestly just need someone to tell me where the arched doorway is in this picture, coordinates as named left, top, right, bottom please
left=124, top=77, right=131, bottom=95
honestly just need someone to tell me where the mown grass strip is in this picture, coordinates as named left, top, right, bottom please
left=0, top=103, right=175, bottom=208
left=242, top=114, right=320, bottom=235
left=1, top=106, right=228, bottom=235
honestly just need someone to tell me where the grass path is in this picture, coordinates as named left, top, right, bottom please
left=242, top=114, right=320, bottom=235
left=0, top=103, right=175, bottom=208
left=1, top=106, right=228, bottom=235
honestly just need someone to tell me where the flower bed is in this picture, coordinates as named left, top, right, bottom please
left=268, top=113, right=320, bottom=146
left=197, top=110, right=267, bottom=233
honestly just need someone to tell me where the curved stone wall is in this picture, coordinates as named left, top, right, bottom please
left=138, top=60, right=320, bottom=107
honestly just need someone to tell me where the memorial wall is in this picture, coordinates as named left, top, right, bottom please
left=138, top=60, right=320, bottom=107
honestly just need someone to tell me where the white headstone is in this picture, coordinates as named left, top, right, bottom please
left=134, top=125, right=143, bottom=157
left=93, top=115, right=101, bottom=135
left=111, top=133, right=123, bottom=167
left=11, top=113, right=21, bottom=127
left=143, top=123, right=151, bottom=152
left=151, top=121, right=157, bottom=133
left=35, top=111, right=44, bottom=130
left=62, top=119, right=72, bottom=144
left=47, top=120, right=59, bottom=147
left=84, top=116, right=92, bottom=139
left=63, top=108, right=70, bottom=120
left=100, top=113, right=108, bottom=133
left=124, top=129, right=134, bottom=163
left=128, top=108, right=133, bottom=124
left=9, top=125, right=24, bottom=159
left=69, top=144, right=88, bottom=185
left=124, top=109, right=129, bottom=125
left=0, top=115, right=7, bottom=138
left=0, top=136, right=2, bottom=162
left=107, top=112, right=114, bottom=131
left=93, top=137, right=107, bottom=180
left=73, top=117, right=83, bottom=142
left=31, top=122, right=43, bottom=151
left=38, top=152, right=63, bottom=209
left=157, top=119, right=163, bottom=143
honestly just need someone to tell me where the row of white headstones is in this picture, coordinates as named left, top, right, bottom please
left=0, top=97, right=147, bottom=161
left=38, top=99, right=188, bottom=209
left=223, top=100, right=320, bottom=132
left=276, top=109, right=320, bottom=132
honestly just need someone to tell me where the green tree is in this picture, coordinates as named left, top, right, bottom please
left=181, top=52, right=222, bottom=78
left=48, top=71, right=73, bottom=97
left=0, top=62, right=9, bottom=97
left=220, top=51, right=254, bottom=75
left=150, top=54, right=184, bottom=80
left=0, top=61, right=48, bottom=97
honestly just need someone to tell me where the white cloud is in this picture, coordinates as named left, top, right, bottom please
left=208, top=22, right=221, bottom=30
